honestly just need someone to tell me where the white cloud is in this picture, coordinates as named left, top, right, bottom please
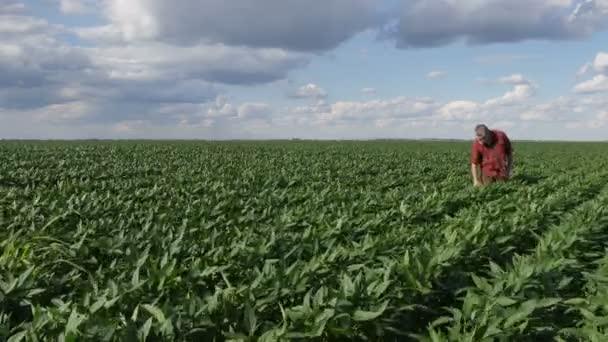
left=427, top=71, right=447, bottom=79
left=60, top=0, right=93, bottom=14
left=575, top=52, right=608, bottom=79
left=498, top=74, right=532, bottom=85
left=438, top=101, right=482, bottom=120
left=361, top=87, right=377, bottom=94
left=593, top=52, right=608, bottom=73
left=482, top=74, right=536, bottom=107
left=486, top=84, right=535, bottom=107
left=238, top=103, right=272, bottom=120
left=573, top=74, right=608, bottom=93
left=291, top=83, right=328, bottom=99
left=518, top=96, right=593, bottom=122
left=574, top=52, right=608, bottom=94
left=282, top=96, right=438, bottom=127
left=206, top=96, right=237, bottom=118
left=85, top=42, right=308, bottom=85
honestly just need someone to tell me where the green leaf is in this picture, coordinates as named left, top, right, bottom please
left=258, top=328, right=281, bottom=342
left=131, top=267, right=140, bottom=288
left=7, top=331, right=27, bottom=342
left=26, top=288, right=46, bottom=297
left=488, top=261, right=503, bottom=275
left=563, top=298, right=586, bottom=306
left=90, top=298, right=105, bottom=314
left=65, top=309, right=86, bottom=335
left=483, top=326, right=503, bottom=339
left=352, top=301, right=388, bottom=321
left=139, top=318, right=153, bottom=341
left=430, top=316, right=453, bottom=328
left=244, top=304, right=257, bottom=336
left=104, top=296, right=120, bottom=309
left=17, top=266, right=35, bottom=287
left=495, top=297, right=518, bottom=307
left=313, top=287, right=327, bottom=307
left=471, top=275, right=491, bottom=293
left=537, top=298, right=560, bottom=308
left=142, top=304, right=166, bottom=324
left=557, top=277, right=573, bottom=289
left=504, top=311, right=531, bottom=329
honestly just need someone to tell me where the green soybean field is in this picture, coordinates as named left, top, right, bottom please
left=2, top=140, right=608, bottom=341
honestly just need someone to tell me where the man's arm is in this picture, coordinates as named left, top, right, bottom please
left=471, top=143, right=482, bottom=186
left=471, top=163, right=482, bottom=186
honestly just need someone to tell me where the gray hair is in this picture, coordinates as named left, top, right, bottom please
left=475, top=124, right=489, bottom=132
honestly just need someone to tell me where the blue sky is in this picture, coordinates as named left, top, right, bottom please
left=1, top=0, right=608, bottom=140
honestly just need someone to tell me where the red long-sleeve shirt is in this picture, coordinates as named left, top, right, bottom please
left=471, top=130, right=512, bottom=178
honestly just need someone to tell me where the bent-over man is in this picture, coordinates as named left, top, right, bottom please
left=471, top=124, right=513, bottom=187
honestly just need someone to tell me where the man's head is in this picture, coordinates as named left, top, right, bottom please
left=475, top=124, right=492, bottom=145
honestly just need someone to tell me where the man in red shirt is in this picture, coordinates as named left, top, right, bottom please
left=471, top=124, right=513, bottom=187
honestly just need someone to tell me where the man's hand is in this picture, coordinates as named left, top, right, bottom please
left=474, top=180, right=483, bottom=187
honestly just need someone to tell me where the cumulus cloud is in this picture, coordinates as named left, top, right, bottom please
left=576, top=52, right=608, bottom=78
left=574, top=52, right=608, bottom=93
left=0, top=14, right=92, bottom=110
left=282, top=96, right=439, bottom=128
left=483, top=74, right=536, bottom=107
left=73, top=2, right=315, bottom=87
left=573, top=74, right=608, bottom=93
left=85, top=42, right=309, bottom=85
left=0, top=26, right=218, bottom=129
left=438, top=101, right=483, bottom=120
left=592, top=52, right=608, bottom=73
left=92, top=0, right=379, bottom=51
left=427, top=71, right=447, bottom=79
left=0, top=2, right=312, bottom=128
left=498, top=74, right=532, bottom=85
left=519, top=95, right=605, bottom=122
left=386, top=0, right=608, bottom=48
left=486, top=84, right=535, bottom=107
left=290, top=83, right=328, bottom=100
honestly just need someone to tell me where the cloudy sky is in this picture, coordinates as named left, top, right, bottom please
left=2, top=0, right=608, bottom=140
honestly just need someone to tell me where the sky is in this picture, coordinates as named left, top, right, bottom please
left=1, top=0, right=608, bottom=140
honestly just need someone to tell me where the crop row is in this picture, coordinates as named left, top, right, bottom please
left=2, top=171, right=603, bottom=340
left=421, top=182, right=608, bottom=341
